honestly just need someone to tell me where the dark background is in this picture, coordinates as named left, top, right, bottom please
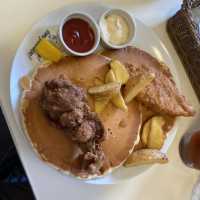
left=0, top=107, right=35, bottom=199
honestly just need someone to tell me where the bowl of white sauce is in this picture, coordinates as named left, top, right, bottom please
left=99, top=9, right=136, bottom=49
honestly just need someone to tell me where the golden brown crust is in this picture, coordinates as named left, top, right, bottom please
left=103, top=46, right=195, bottom=117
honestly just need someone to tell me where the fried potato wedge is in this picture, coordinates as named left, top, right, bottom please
left=88, top=82, right=121, bottom=97
left=93, top=77, right=104, bottom=86
left=124, top=149, right=168, bottom=167
left=112, top=93, right=128, bottom=111
left=105, top=69, right=116, bottom=83
left=94, top=96, right=111, bottom=113
left=124, top=73, right=155, bottom=103
left=147, top=116, right=166, bottom=149
left=110, top=60, right=129, bottom=84
left=105, top=69, right=128, bottom=111
left=141, top=119, right=151, bottom=146
left=93, top=77, right=112, bottom=113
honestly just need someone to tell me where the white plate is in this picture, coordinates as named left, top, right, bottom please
left=10, top=3, right=178, bottom=185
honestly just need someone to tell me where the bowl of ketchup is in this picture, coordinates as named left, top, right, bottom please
left=59, top=12, right=100, bottom=56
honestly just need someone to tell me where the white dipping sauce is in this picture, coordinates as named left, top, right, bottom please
left=101, top=14, right=130, bottom=45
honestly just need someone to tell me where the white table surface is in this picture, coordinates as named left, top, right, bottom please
left=1, top=0, right=200, bottom=200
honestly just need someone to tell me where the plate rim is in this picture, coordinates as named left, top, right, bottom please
left=9, top=2, right=179, bottom=185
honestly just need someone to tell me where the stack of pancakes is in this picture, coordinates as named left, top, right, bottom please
left=21, top=47, right=194, bottom=179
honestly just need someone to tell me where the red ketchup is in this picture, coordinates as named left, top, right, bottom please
left=62, top=18, right=95, bottom=53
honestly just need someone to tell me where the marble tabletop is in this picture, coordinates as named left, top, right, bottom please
left=0, top=0, right=200, bottom=199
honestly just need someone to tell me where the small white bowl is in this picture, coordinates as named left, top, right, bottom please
left=59, top=12, right=100, bottom=56
left=99, top=9, right=136, bottom=49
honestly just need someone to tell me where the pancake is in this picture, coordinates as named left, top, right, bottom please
left=21, top=54, right=142, bottom=179
left=103, top=47, right=194, bottom=117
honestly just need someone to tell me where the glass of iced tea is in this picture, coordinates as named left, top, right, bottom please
left=180, top=130, right=200, bottom=169
left=179, top=130, right=200, bottom=199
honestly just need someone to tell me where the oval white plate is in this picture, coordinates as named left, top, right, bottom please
left=10, top=3, right=178, bottom=185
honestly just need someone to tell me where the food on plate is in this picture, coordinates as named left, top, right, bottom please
left=104, top=47, right=195, bottom=117
left=141, top=116, right=166, bottom=149
left=21, top=54, right=142, bottom=179
left=93, top=78, right=111, bottom=113
left=147, top=116, right=166, bottom=149
left=111, top=92, right=128, bottom=111
left=105, top=68, right=128, bottom=111
left=35, top=38, right=63, bottom=62
left=141, top=118, right=151, bottom=146
left=88, top=82, right=121, bottom=97
left=21, top=39, right=195, bottom=179
left=94, top=96, right=111, bottom=113
left=124, top=73, right=155, bottom=103
left=20, top=76, right=30, bottom=90
left=94, top=77, right=104, bottom=86
left=41, top=76, right=106, bottom=175
left=28, top=28, right=65, bottom=65
left=105, top=69, right=116, bottom=83
left=100, top=13, right=130, bottom=45
left=110, top=60, right=129, bottom=84
left=61, top=18, right=95, bottom=53
left=124, top=149, right=168, bottom=167
left=101, top=100, right=141, bottom=168
left=91, top=63, right=129, bottom=112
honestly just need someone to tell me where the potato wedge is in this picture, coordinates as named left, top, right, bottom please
left=112, top=93, right=128, bottom=111
left=110, top=60, right=129, bottom=84
left=124, top=149, right=168, bottom=167
left=92, top=76, right=112, bottom=113
left=94, top=96, right=111, bottom=113
left=105, top=69, right=128, bottom=111
left=94, top=77, right=104, bottom=86
left=147, top=116, right=165, bottom=149
left=105, top=69, right=116, bottom=83
left=124, top=73, right=155, bottom=103
left=88, top=82, right=121, bottom=97
left=141, top=119, right=151, bottom=146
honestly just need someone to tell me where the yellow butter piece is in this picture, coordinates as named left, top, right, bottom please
left=35, top=39, right=63, bottom=62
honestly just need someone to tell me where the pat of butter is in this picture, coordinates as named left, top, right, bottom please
left=102, top=14, right=130, bottom=45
